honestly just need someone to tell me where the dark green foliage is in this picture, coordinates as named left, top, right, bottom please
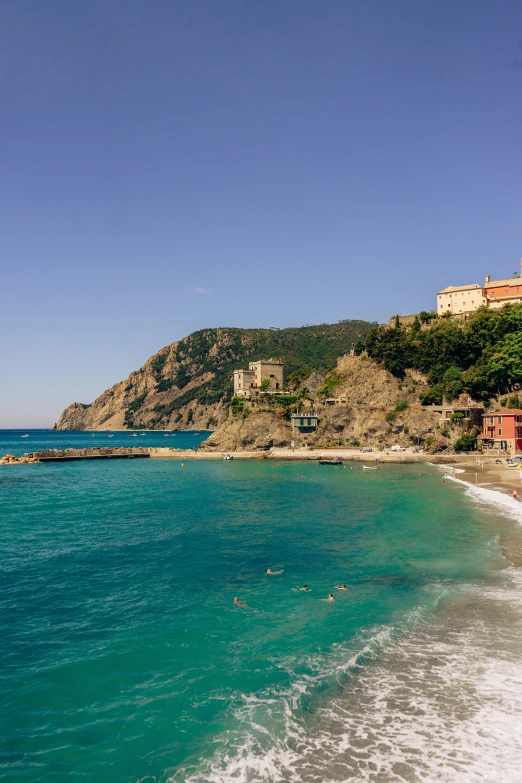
left=155, top=378, right=174, bottom=392
left=287, top=368, right=311, bottom=389
left=271, top=395, right=298, bottom=408
left=395, top=400, right=409, bottom=412
left=174, top=413, right=183, bottom=424
left=317, top=376, right=341, bottom=399
left=126, top=393, right=147, bottom=414
left=507, top=395, right=521, bottom=409
left=419, top=386, right=443, bottom=405
left=124, top=384, right=134, bottom=392
left=187, top=409, right=194, bottom=424
left=175, top=365, right=191, bottom=389
left=230, top=396, right=246, bottom=416
left=450, top=411, right=465, bottom=422
left=366, top=304, right=522, bottom=400
left=259, top=378, right=271, bottom=392
left=151, top=353, right=168, bottom=376
left=454, top=431, right=478, bottom=451
left=123, top=392, right=148, bottom=428
left=419, top=311, right=437, bottom=324
left=205, top=416, right=218, bottom=429
left=349, top=439, right=361, bottom=447
left=385, top=411, right=397, bottom=423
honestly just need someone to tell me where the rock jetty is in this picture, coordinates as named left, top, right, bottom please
left=0, top=453, right=40, bottom=465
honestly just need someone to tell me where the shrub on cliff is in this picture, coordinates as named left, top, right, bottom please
left=454, top=430, right=478, bottom=452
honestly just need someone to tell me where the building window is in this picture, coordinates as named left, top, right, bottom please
left=498, top=416, right=502, bottom=423
left=498, top=428, right=502, bottom=436
left=490, top=416, right=494, bottom=424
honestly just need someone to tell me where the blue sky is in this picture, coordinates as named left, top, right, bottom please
left=1, top=0, right=521, bottom=426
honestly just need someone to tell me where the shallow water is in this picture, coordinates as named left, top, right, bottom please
left=1, top=438, right=521, bottom=782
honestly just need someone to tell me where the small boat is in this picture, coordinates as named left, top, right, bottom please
left=21, top=434, right=29, bottom=438
left=108, top=434, right=114, bottom=437
left=318, top=459, right=343, bottom=465
left=140, top=433, right=146, bottom=436
left=363, top=464, right=381, bottom=470
left=130, top=433, right=137, bottom=437
left=223, top=454, right=234, bottom=460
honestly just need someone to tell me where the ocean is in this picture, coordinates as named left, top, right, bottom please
left=1, top=430, right=522, bottom=782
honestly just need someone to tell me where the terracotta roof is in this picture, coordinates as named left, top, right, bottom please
left=437, top=284, right=482, bottom=294
left=482, top=409, right=522, bottom=416
left=486, top=276, right=522, bottom=288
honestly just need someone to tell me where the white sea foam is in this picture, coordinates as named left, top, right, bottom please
left=168, top=473, right=522, bottom=783
left=169, top=573, right=522, bottom=783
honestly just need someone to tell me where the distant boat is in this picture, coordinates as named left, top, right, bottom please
left=223, top=454, right=234, bottom=460
left=140, top=433, right=146, bottom=436
left=108, top=434, right=114, bottom=437
left=318, top=459, right=342, bottom=465
left=130, top=433, right=137, bottom=437
left=21, top=434, right=29, bottom=438
left=363, top=464, right=381, bottom=470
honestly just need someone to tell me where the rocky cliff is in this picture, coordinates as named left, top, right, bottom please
left=201, top=355, right=475, bottom=452
left=55, top=321, right=374, bottom=431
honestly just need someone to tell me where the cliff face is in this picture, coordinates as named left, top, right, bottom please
left=201, top=355, right=473, bottom=452
left=55, top=321, right=374, bottom=431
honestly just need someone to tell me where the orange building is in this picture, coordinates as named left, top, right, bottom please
left=482, top=410, right=522, bottom=453
left=437, top=259, right=522, bottom=315
left=484, top=273, right=522, bottom=310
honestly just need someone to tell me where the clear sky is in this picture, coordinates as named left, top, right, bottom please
left=1, top=0, right=521, bottom=427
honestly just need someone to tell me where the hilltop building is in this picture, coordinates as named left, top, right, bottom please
left=482, top=410, right=522, bottom=454
left=233, top=358, right=284, bottom=398
left=437, top=260, right=522, bottom=316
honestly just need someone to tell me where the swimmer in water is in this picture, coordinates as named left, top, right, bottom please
left=296, top=585, right=311, bottom=592
left=266, top=568, right=284, bottom=575
left=233, top=597, right=248, bottom=608
left=335, top=584, right=348, bottom=591
left=323, top=593, right=335, bottom=602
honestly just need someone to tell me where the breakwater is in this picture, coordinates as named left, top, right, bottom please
left=24, top=447, right=152, bottom=462
left=1, top=445, right=463, bottom=465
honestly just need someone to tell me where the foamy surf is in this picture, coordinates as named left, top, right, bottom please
left=172, top=573, right=522, bottom=783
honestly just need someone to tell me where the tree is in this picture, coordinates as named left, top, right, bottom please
left=259, top=378, right=271, bottom=392
left=419, top=386, right=443, bottom=405
left=454, top=431, right=478, bottom=451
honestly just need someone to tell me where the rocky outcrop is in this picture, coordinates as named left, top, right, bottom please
left=55, top=321, right=374, bottom=431
left=202, top=355, right=476, bottom=452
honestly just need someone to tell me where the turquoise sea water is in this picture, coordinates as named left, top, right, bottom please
left=2, top=431, right=522, bottom=782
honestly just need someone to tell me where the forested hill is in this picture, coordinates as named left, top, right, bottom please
left=364, top=305, right=522, bottom=404
left=55, top=320, right=374, bottom=430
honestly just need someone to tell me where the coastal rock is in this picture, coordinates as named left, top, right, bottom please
left=54, top=321, right=374, bottom=432
left=204, top=355, right=475, bottom=453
